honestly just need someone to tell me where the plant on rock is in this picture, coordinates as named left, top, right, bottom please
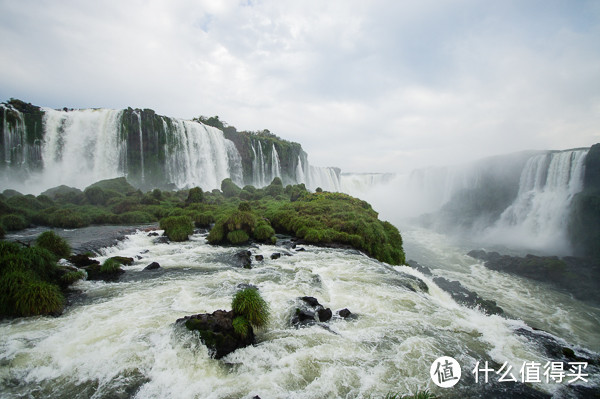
left=231, top=287, right=270, bottom=329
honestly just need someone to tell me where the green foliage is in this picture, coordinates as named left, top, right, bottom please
left=160, top=215, right=194, bottom=241
left=48, top=209, right=90, bottom=228
left=191, top=212, right=215, bottom=228
left=85, top=177, right=136, bottom=194
left=13, top=280, right=64, bottom=317
left=232, top=315, right=251, bottom=338
left=101, top=258, right=122, bottom=273
left=35, top=231, right=71, bottom=259
left=254, top=222, right=275, bottom=242
left=238, top=202, right=251, bottom=212
left=0, top=225, right=4, bottom=239
left=231, top=288, right=269, bottom=329
left=227, top=230, right=250, bottom=244
left=152, top=188, right=163, bottom=200
left=186, top=187, right=204, bottom=204
left=117, top=211, right=155, bottom=224
left=266, top=192, right=405, bottom=265
left=221, top=178, right=241, bottom=198
left=265, top=177, right=284, bottom=197
left=60, top=270, right=86, bottom=286
left=1, top=214, right=28, bottom=231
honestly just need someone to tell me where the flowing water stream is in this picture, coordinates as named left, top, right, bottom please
left=1, top=226, right=598, bottom=398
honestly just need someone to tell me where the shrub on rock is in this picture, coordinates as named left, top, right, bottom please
left=232, top=288, right=270, bottom=329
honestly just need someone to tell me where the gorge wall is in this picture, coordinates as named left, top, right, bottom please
left=0, top=99, right=340, bottom=193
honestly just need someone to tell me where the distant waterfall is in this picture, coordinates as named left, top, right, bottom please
left=164, top=119, right=243, bottom=190
left=271, top=144, right=281, bottom=180
left=2, top=104, right=42, bottom=169
left=136, top=111, right=145, bottom=185
left=483, top=149, right=588, bottom=253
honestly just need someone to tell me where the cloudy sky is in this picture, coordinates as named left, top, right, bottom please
left=1, top=0, right=599, bottom=173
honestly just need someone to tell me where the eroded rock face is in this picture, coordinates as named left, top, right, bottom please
left=177, top=310, right=255, bottom=359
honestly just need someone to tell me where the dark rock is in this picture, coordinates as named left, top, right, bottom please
left=177, top=309, right=254, bottom=359
left=407, top=259, right=432, bottom=276
left=68, top=254, right=99, bottom=267
left=270, top=252, right=281, bottom=260
left=235, top=250, right=252, bottom=269
left=144, top=262, right=161, bottom=270
left=338, top=308, right=352, bottom=318
left=147, top=232, right=159, bottom=237
left=136, top=255, right=142, bottom=260
left=82, top=263, right=124, bottom=281
left=153, top=236, right=170, bottom=244
left=255, top=255, right=264, bottom=261
left=140, top=249, right=149, bottom=254
left=301, top=296, right=321, bottom=307
left=317, top=308, right=332, bottom=322
left=109, top=256, right=134, bottom=266
left=433, top=276, right=504, bottom=316
left=295, top=247, right=306, bottom=252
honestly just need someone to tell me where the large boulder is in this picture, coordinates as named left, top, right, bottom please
left=177, top=310, right=254, bottom=359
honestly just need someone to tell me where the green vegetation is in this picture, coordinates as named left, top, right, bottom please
left=35, top=231, right=71, bottom=259
left=0, top=232, right=84, bottom=318
left=232, top=315, right=251, bottom=339
left=100, top=258, right=122, bottom=273
left=383, top=391, right=437, bottom=399
left=231, top=287, right=270, bottom=329
left=1, top=175, right=405, bottom=264
left=160, top=215, right=194, bottom=241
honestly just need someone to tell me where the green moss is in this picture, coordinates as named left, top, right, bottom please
left=35, top=231, right=71, bottom=259
left=231, top=288, right=269, bottom=329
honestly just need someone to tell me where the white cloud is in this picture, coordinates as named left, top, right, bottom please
left=0, top=0, right=599, bottom=173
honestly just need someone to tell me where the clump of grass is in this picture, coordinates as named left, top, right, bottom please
left=100, top=258, right=122, bottom=273
left=60, top=270, right=86, bottom=286
left=13, top=280, right=64, bottom=316
left=232, top=315, right=251, bottom=338
left=231, top=288, right=269, bottom=329
left=159, top=215, right=194, bottom=241
left=35, top=231, right=71, bottom=259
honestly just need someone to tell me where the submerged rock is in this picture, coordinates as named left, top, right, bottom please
left=68, top=254, right=99, bottom=268
left=338, top=308, right=352, bottom=318
left=235, top=250, right=252, bottom=269
left=82, top=263, right=124, bottom=281
left=144, top=261, right=161, bottom=270
left=177, top=310, right=254, bottom=359
left=433, top=276, right=504, bottom=316
left=292, top=296, right=347, bottom=327
left=270, top=252, right=281, bottom=260
left=109, top=256, right=134, bottom=266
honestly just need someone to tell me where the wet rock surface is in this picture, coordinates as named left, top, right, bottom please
left=176, top=310, right=255, bottom=359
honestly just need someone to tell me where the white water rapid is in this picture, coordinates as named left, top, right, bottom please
left=0, top=228, right=597, bottom=398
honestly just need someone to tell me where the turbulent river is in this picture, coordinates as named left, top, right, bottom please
left=1, top=226, right=598, bottom=399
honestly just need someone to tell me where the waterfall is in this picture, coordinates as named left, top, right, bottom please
left=39, top=108, right=126, bottom=191
left=164, top=119, right=243, bottom=190
left=483, top=149, right=588, bottom=254
left=136, top=111, right=145, bottom=184
left=270, top=144, right=281, bottom=181
left=251, top=140, right=267, bottom=187
left=2, top=105, right=42, bottom=169
left=307, top=165, right=341, bottom=192
left=295, top=155, right=306, bottom=185
left=340, top=173, right=396, bottom=195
